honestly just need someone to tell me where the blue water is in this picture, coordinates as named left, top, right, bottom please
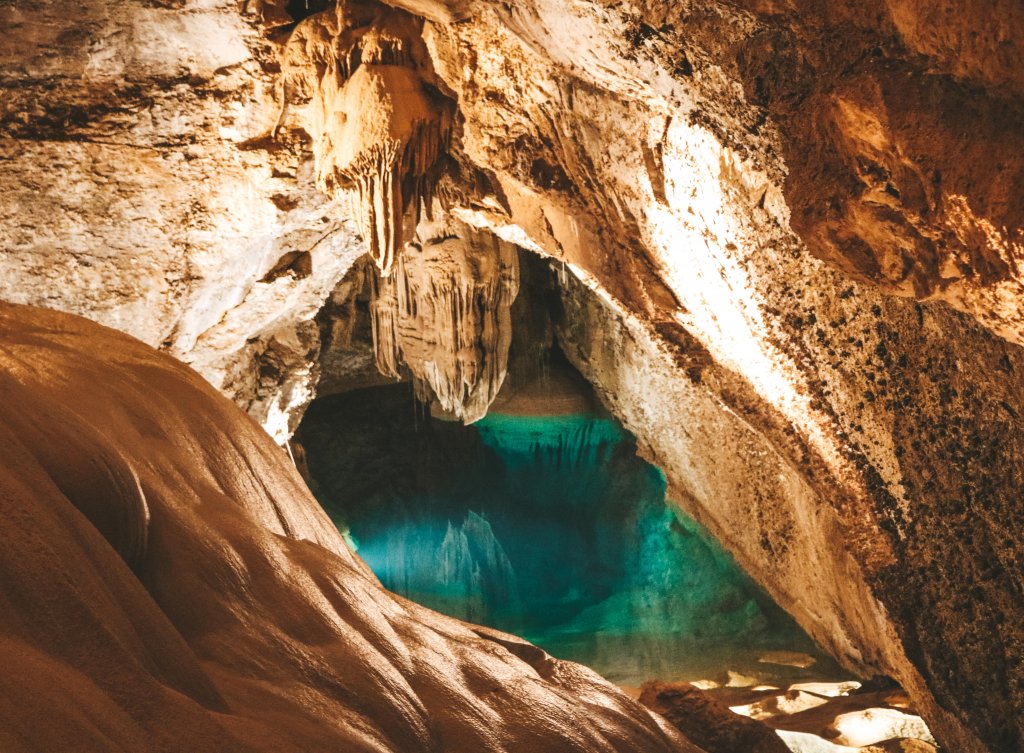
left=299, top=390, right=834, bottom=685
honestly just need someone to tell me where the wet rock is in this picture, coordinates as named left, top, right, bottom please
left=640, top=680, right=791, bottom=753
left=0, top=301, right=693, bottom=753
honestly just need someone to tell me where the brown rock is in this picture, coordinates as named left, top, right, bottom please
left=640, top=680, right=791, bottom=753
left=370, top=213, right=519, bottom=421
left=0, top=301, right=693, bottom=753
left=278, top=1, right=453, bottom=276
left=2, top=2, right=1024, bottom=752
left=870, top=738, right=938, bottom=753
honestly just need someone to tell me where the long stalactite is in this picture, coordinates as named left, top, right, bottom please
left=369, top=215, right=519, bottom=422
left=279, top=1, right=453, bottom=276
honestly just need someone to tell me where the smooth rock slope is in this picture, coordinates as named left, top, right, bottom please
left=0, top=302, right=692, bottom=753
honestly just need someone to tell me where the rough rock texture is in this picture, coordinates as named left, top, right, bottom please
left=719, top=0, right=1024, bottom=344
left=555, top=259, right=1023, bottom=753
left=0, top=302, right=695, bottom=753
left=706, top=681, right=937, bottom=753
left=314, top=256, right=393, bottom=397
left=725, top=684, right=933, bottom=749
left=2, top=2, right=1023, bottom=753
left=314, top=247, right=566, bottom=419
left=278, top=0, right=453, bottom=276
left=639, top=681, right=791, bottom=753
left=391, top=5, right=1022, bottom=751
left=0, top=0, right=365, bottom=441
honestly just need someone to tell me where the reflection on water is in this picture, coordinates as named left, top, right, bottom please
left=298, top=384, right=842, bottom=686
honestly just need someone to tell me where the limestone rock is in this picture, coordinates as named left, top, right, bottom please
left=869, top=739, right=937, bottom=753
left=826, top=707, right=934, bottom=748
left=278, top=1, right=453, bottom=275
left=730, top=689, right=832, bottom=721
left=639, top=680, right=791, bottom=753
left=717, top=679, right=934, bottom=753
left=721, top=0, right=1024, bottom=344
left=1, top=2, right=1024, bottom=752
left=370, top=214, right=519, bottom=422
left=0, top=0, right=366, bottom=437
left=0, top=301, right=693, bottom=753
left=407, top=5, right=1024, bottom=751
left=314, top=257, right=393, bottom=397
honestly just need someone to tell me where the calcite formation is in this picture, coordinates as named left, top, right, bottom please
left=1, top=1, right=1023, bottom=753
left=278, top=1, right=453, bottom=276
left=0, top=302, right=693, bottom=753
left=370, top=214, right=518, bottom=422
left=669, top=680, right=937, bottom=753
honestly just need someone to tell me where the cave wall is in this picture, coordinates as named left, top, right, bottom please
left=556, top=263, right=1024, bottom=753
left=0, top=0, right=366, bottom=441
left=395, top=5, right=1024, bottom=750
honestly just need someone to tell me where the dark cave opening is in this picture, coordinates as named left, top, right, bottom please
left=284, top=0, right=335, bottom=24
left=295, top=378, right=842, bottom=687
left=294, top=252, right=844, bottom=687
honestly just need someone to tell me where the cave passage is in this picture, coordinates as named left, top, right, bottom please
left=296, top=377, right=843, bottom=687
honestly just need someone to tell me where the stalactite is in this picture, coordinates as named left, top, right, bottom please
left=279, top=1, right=453, bottom=276
left=369, top=217, right=519, bottom=423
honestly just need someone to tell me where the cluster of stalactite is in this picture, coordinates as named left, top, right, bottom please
left=369, top=218, right=519, bottom=422
left=278, top=0, right=453, bottom=276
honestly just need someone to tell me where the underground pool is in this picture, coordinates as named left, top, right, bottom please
left=295, top=380, right=843, bottom=688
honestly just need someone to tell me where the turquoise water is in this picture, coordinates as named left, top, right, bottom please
left=299, top=388, right=835, bottom=686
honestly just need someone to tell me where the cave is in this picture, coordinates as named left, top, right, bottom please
left=295, top=256, right=839, bottom=691
left=300, top=381, right=819, bottom=680
left=1, top=1, right=1023, bottom=753
left=286, top=248, right=936, bottom=749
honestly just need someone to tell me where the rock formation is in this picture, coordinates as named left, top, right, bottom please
left=709, top=680, right=937, bottom=752
left=1, top=1, right=1022, bottom=752
left=0, top=302, right=692, bottom=753
left=369, top=214, right=518, bottom=421
left=639, top=680, right=792, bottom=753
left=278, top=0, right=453, bottom=275
left=0, top=0, right=367, bottom=442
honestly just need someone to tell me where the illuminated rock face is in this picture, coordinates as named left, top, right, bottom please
left=717, top=0, right=1024, bottom=345
left=369, top=217, right=519, bottom=422
left=278, top=1, right=453, bottom=276
left=398, top=8, right=1024, bottom=751
left=0, top=0, right=367, bottom=443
